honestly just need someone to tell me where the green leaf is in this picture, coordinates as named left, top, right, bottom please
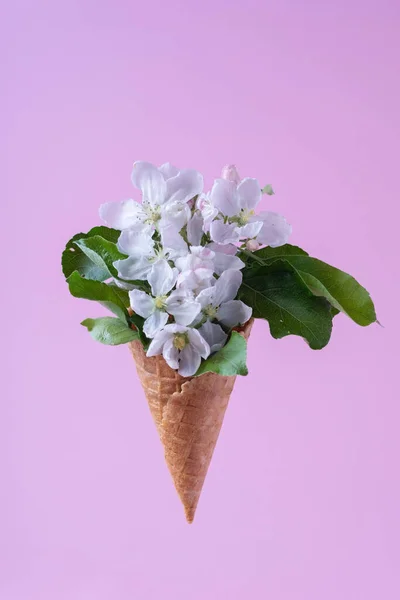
left=251, top=245, right=376, bottom=326
left=240, top=260, right=333, bottom=349
left=261, top=184, right=275, bottom=195
left=81, top=317, right=139, bottom=345
left=62, top=226, right=120, bottom=280
left=195, top=332, right=248, bottom=377
left=67, top=271, right=130, bottom=321
left=251, top=244, right=308, bottom=261
left=74, top=235, right=127, bottom=279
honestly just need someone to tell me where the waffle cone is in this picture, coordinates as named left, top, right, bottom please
left=128, top=319, right=253, bottom=523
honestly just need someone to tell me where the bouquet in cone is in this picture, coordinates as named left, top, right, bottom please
left=62, top=161, right=376, bottom=522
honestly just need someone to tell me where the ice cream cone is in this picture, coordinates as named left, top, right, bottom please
left=128, top=319, right=253, bottom=523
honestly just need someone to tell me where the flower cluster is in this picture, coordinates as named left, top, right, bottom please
left=99, top=161, right=291, bottom=376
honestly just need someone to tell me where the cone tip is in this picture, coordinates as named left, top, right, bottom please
left=185, top=507, right=196, bottom=524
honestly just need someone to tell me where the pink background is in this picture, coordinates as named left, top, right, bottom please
left=3, top=1, right=399, bottom=598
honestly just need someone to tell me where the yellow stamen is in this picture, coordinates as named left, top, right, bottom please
left=173, top=333, right=188, bottom=350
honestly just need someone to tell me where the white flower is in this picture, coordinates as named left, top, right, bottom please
left=114, top=225, right=186, bottom=281
left=207, top=242, right=245, bottom=274
left=147, top=324, right=210, bottom=377
left=175, top=246, right=215, bottom=292
left=208, top=176, right=291, bottom=247
left=117, top=227, right=155, bottom=257
left=198, top=320, right=228, bottom=353
left=196, top=193, right=218, bottom=231
left=208, top=177, right=264, bottom=243
left=187, top=211, right=204, bottom=246
left=129, top=260, right=201, bottom=338
left=158, top=162, right=179, bottom=180
left=158, top=201, right=191, bottom=253
left=256, top=211, right=292, bottom=248
left=211, top=176, right=261, bottom=217
left=114, top=237, right=171, bottom=281
left=196, top=269, right=252, bottom=328
left=209, top=220, right=240, bottom=245
left=99, top=161, right=203, bottom=232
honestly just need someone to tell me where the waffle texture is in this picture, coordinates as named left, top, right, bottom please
left=129, top=319, right=253, bottom=523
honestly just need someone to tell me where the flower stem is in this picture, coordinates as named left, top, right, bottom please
left=241, top=248, right=265, bottom=265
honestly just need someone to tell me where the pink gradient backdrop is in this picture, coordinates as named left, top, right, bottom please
left=2, top=1, right=399, bottom=598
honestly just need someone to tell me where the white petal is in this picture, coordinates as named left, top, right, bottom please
left=117, top=228, right=155, bottom=257
left=160, top=200, right=191, bottom=231
left=129, top=290, right=155, bottom=318
left=166, top=291, right=201, bottom=325
left=148, top=259, right=177, bottom=297
left=237, top=177, right=261, bottom=210
left=174, top=247, right=215, bottom=276
left=207, top=242, right=237, bottom=255
left=143, top=310, right=169, bottom=339
left=99, top=200, right=144, bottom=230
left=146, top=329, right=173, bottom=356
left=158, top=162, right=179, bottom=180
left=160, top=224, right=188, bottom=253
left=212, top=251, right=245, bottom=275
left=256, top=211, right=292, bottom=247
left=161, top=323, right=188, bottom=335
left=114, top=256, right=151, bottom=280
left=196, top=193, right=218, bottom=230
left=194, top=275, right=216, bottom=293
left=195, top=285, right=216, bottom=308
left=210, top=178, right=240, bottom=217
left=187, top=212, right=204, bottom=246
left=165, top=169, right=204, bottom=204
left=131, top=161, right=167, bottom=205
left=187, top=329, right=210, bottom=359
left=178, top=345, right=201, bottom=377
left=177, top=269, right=214, bottom=292
left=198, top=321, right=228, bottom=353
left=189, top=246, right=215, bottom=260
left=216, top=300, right=252, bottom=328
left=210, top=220, right=240, bottom=245
left=162, top=338, right=179, bottom=369
left=238, top=221, right=263, bottom=239
left=214, top=269, right=242, bottom=304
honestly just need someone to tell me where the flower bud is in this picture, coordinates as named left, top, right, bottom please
left=221, top=164, right=241, bottom=184
left=246, top=239, right=260, bottom=252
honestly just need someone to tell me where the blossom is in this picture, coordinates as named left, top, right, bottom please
left=209, top=219, right=241, bottom=245
left=99, top=161, right=203, bottom=232
left=255, top=211, right=292, bottom=248
left=196, top=269, right=252, bottom=328
left=95, top=160, right=290, bottom=374
left=196, top=193, right=218, bottom=231
left=147, top=324, right=210, bottom=376
left=187, top=211, right=204, bottom=246
left=113, top=228, right=169, bottom=281
left=209, top=177, right=264, bottom=243
left=129, top=260, right=201, bottom=338
left=208, top=172, right=291, bottom=248
left=175, top=246, right=216, bottom=292
left=207, top=242, right=245, bottom=274
left=198, top=320, right=227, bottom=353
